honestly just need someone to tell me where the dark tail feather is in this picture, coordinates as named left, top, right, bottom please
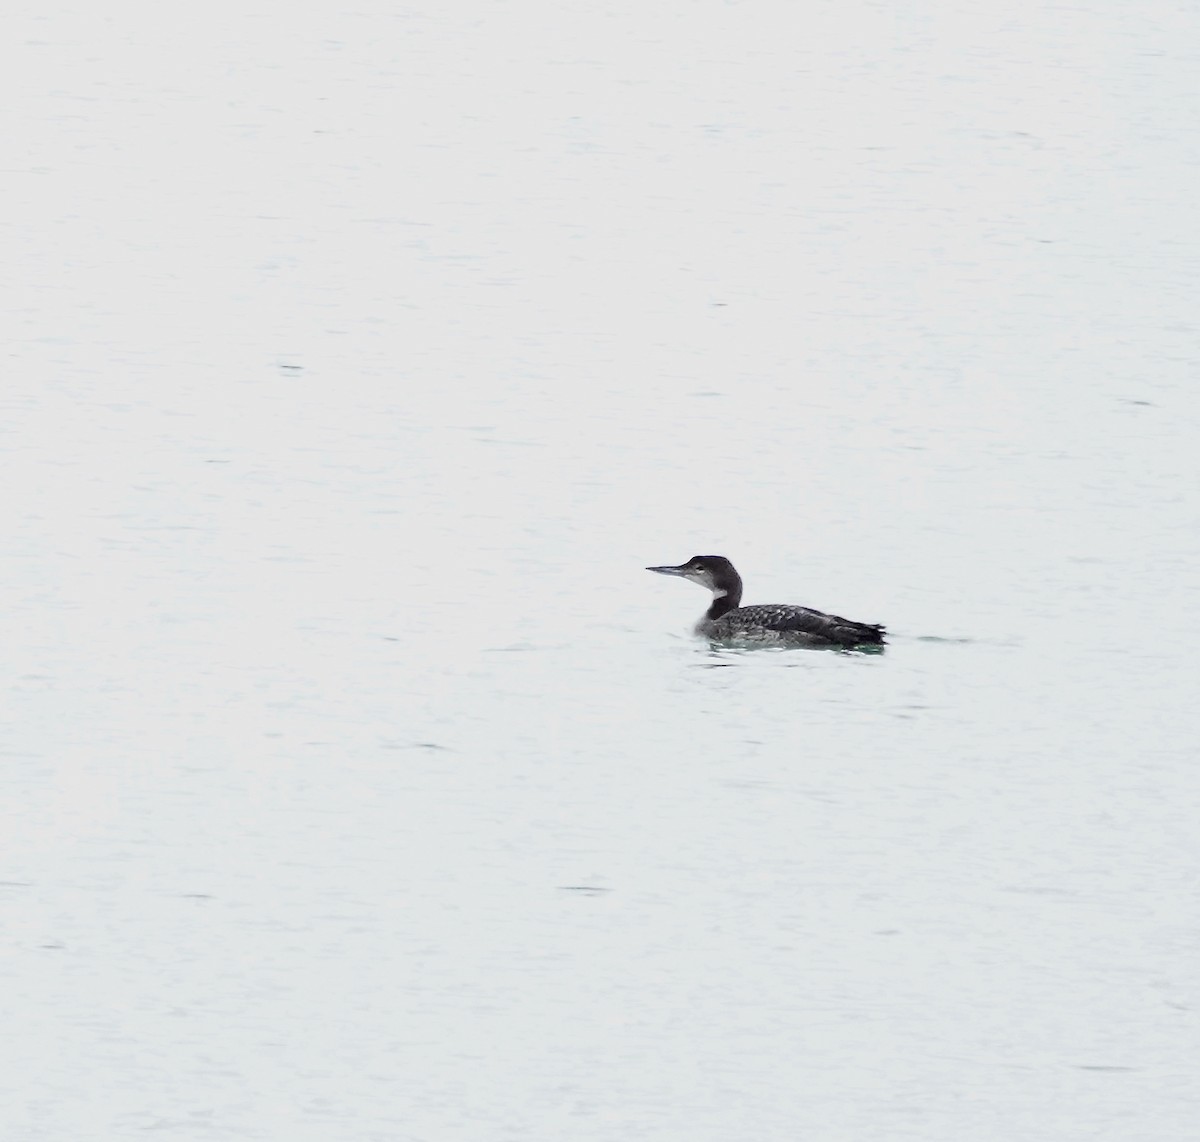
left=840, top=622, right=886, bottom=647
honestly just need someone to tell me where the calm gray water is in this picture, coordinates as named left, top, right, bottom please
left=5, top=2, right=1200, bottom=1139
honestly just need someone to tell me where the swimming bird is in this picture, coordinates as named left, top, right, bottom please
left=647, top=555, right=885, bottom=649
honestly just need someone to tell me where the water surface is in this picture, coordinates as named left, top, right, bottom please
left=4, top=2, right=1200, bottom=1139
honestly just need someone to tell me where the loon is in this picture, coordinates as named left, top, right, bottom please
left=647, top=555, right=886, bottom=649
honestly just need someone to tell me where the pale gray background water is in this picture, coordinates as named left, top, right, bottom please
left=4, top=2, right=1199, bottom=1139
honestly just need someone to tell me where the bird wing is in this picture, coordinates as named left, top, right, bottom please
left=723, top=604, right=886, bottom=645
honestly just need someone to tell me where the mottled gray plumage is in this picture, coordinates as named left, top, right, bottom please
left=647, top=555, right=885, bottom=649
